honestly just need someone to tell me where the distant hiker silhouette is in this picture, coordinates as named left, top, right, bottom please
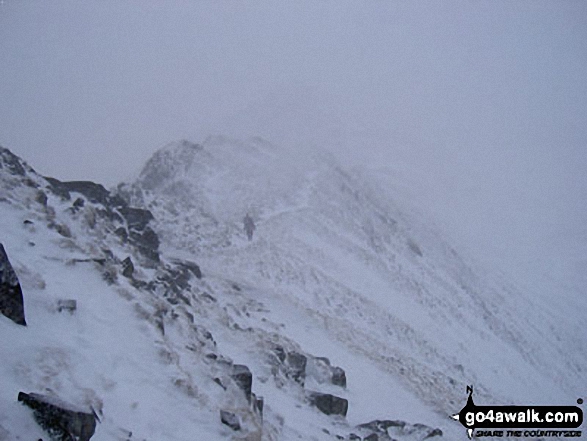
left=243, top=213, right=255, bottom=241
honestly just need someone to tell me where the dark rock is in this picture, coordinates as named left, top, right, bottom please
left=357, top=420, right=405, bottom=433
left=44, top=177, right=71, bottom=200
left=213, top=378, right=226, bottom=390
left=23, top=220, right=34, bottom=225
left=286, top=351, right=307, bottom=386
left=18, top=391, right=97, bottom=441
left=61, top=181, right=110, bottom=205
left=331, top=366, right=347, bottom=388
left=220, top=410, right=240, bottom=431
left=0, top=244, right=26, bottom=326
left=176, top=260, right=202, bottom=280
left=129, top=227, right=160, bottom=264
left=121, top=257, right=134, bottom=278
left=364, top=434, right=378, bottom=441
left=35, top=190, right=48, bottom=206
left=349, top=434, right=361, bottom=440
left=254, top=395, right=264, bottom=417
left=57, top=299, right=77, bottom=314
left=73, top=197, right=85, bottom=209
left=54, top=224, right=72, bottom=238
left=272, top=345, right=286, bottom=363
left=231, top=364, right=253, bottom=402
left=118, top=206, right=154, bottom=231
left=307, top=392, right=348, bottom=417
left=0, top=146, right=28, bottom=176
left=424, top=428, right=443, bottom=438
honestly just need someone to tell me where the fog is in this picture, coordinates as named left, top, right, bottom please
left=1, top=1, right=585, bottom=301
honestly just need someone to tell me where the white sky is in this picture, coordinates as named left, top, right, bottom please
left=1, top=1, right=586, bottom=298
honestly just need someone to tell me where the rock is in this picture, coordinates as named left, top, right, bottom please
left=349, top=434, right=361, bottom=440
left=331, top=366, right=347, bottom=388
left=129, top=227, right=160, bottom=264
left=231, top=364, right=253, bottom=402
left=114, top=227, right=128, bottom=242
left=271, top=345, right=286, bottom=363
left=286, top=351, right=307, bottom=386
left=0, top=244, right=26, bottom=326
left=357, top=420, right=405, bottom=433
left=54, top=223, right=72, bottom=238
left=0, top=146, right=27, bottom=176
left=18, top=391, right=97, bottom=441
left=121, top=257, right=134, bottom=278
left=356, top=419, right=442, bottom=441
left=73, top=197, right=85, bottom=209
left=118, top=206, right=154, bottom=231
left=175, top=259, right=202, bottom=280
left=220, top=410, right=241, bottom=431
left=364, top=434, right=378, bottom=441
left=307, top=392, right=348, bottom=417
left=57, top=299, right=77, bottom=314
left=35, top=190, right=48, bottom=206
left=424, top=428, right=443, bottom=438
left=253, top=396, right=264, bottom=417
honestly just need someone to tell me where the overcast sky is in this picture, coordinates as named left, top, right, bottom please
left=1, top=1, right=585, bottom=298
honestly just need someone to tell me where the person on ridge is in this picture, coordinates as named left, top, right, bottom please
left=243, top=213, right=255, bottom=241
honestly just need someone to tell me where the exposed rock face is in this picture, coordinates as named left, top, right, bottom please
left=43, top=176, right=161, bottom=265
left=307, top=392, right=348, bottom=417
left=220, top=410, right=241, bottom=431
left=286, top=351, right=307, bottom=386
left=331, top=366, right=347, bottom=388
left=121, top=257, right=134, bottom=278
left=18, top=392, right=97, bottom=441
left=0, top=146, right=27, bottom=176
left=0, top=243, right=26, bottom=326
left=231, top=364, right=253, bottom=403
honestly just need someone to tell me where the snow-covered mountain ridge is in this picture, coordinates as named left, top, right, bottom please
left=1, top=139, right=584, bottom=440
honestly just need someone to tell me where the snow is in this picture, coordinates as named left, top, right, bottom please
left=1, top=139, right=584, bottom=440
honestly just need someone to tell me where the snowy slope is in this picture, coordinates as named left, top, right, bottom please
left=1, top=140, right=584, bottom=441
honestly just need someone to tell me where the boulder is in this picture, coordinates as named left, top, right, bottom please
left=220, top=410, right=241, bottom=431
left=118, top=206, right=154, bottom=231
left=231, top=364, right=253, bottom=402
left=121, top=257, right=134, bottom=278
left=129, top=227, right=160, bottom=264
left=18, top=391, right=97, bottom=441
left=286, top=351, right=307, bottom=386
left=0, top=244, right=26, bottom=326
left=307, top=392, right=348, bottom=417
left=331, top=366, right=347, bottom=388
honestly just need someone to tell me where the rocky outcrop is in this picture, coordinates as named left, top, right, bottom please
left=355, top=419, right=443, bottom=441
left=231, top=364, right=253, bottom=403
left=43, top=176, right=161, bottom=264
left=18, top=391, right=97, bottom=441
left=0, top=146, right=28, bottom=176
left=286, top=351, right=307, bottom=386
left=0, top=243, right=26, bottom=326
left=121, top=257, right=134, bottom=278
left=220, top=410, right=241, bottom=431
left=306, top=392, right=348, bottom=417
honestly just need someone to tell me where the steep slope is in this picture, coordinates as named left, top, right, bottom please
left=1, top=139, right=584, bottom=441
left=0, top=145, right=452, bottom=441
left=121, top=137, right=585, bottom=413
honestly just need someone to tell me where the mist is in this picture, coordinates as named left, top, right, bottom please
left=1, top=1, right=585, bottom=303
